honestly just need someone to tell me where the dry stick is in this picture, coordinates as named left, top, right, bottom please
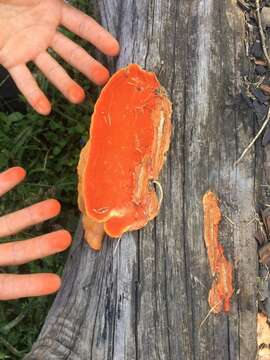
left=223, top=214, right=236, bottom=227
left=234, top=105, right=270, bottom=166
left=264, top=264, right=270, bottom=280
left=113, top=235, right=122, bottom=256
left=0, top=312, right=26, bottom=333
left=0, top=335, right=22, bottom=358
left=256, top=0, right=270, bottom=68
left=199, top=300, right=223, bottom=328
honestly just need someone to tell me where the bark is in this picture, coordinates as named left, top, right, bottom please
left=25, top=1, right=261, bottom=359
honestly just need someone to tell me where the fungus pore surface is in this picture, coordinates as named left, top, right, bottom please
left=78, top=64, right=172, bottom=249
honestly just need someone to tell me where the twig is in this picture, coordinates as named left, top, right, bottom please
left=113, top=236, right=122, bottom=256
left=264, top=264, right=270, bottom=280
left=0, top=335, right=22, bottom=357
left=256, top=0, right=270, bottom=67
left=223, top=214, right=236, bottom=227
left=199, top=300, right=223, bottom=328
left=246, top=211, right=260, bottom=226
left=43, top=150, right=50, bottom=170
left=234, top=105, right=270, bottom=166
left=0, top=312, right=26, bottom=334
left=258, top=288, right=266, bottom=301
left=254, top=76, right=266, bottom=88
left=0, top=75, right=9, bottom=89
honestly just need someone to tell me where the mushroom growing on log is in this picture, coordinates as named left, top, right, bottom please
left=78, top=64, right=172, bottom=250
left=25, top=1, right=261, bottom=359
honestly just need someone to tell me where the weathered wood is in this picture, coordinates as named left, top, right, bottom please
left=25, top=1, right=260, bottom=359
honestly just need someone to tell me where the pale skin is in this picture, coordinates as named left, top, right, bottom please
left=0, top=167, right=73, bottom=300
left=0, top=1, right=119, bottom=299
left=0, top=0, right=120, bottom=114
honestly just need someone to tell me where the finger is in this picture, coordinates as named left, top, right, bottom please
left=34, top=52, right=85, bottom=104
left=61, top=3, right=120, bottom=56
left=8, top=64, right=51, bottom=115
left=0, top=199, right=61, bottom=238
left=0, top=167, right=26, bottom=197
left=0, top=230, right=71, bottom=266
left=0, top=273, right=61, bottom=300
left=52, top=32, right=109, bottom=85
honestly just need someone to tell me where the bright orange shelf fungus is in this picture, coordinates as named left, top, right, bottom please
left=202, top=191, right=234, bottom=313
left=78, top=64, right=172, bottom=250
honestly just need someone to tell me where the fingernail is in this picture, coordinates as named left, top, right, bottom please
left=42, top=274, right=61, bottom=294
left=68, top=85, right=85, bottom=103
left=92, top=67, right=110, bottom=85
left=53, top=230, right=72, bottom=250
left=47, top=199, right=61, bottom=216
left=110, top=40, right=120, bottom=56
left=39, top=199, right=61, bottom=219
left=36, top=98, right=51, bottom=114
left=10, top=167, right=26, bottom=181
left=1, top=167, right=26, bottom=184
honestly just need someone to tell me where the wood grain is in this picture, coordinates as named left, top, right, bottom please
left=25, top=1, right=260, bottom=359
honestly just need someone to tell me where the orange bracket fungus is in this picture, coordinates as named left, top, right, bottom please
left=78, top=64, right=172, bottom=250
left=202, top=191, right=234, bottom=313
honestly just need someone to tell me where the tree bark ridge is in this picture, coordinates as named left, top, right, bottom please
left=25, top=1, right=259, bottom=359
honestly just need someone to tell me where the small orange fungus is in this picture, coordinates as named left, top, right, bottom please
left=78, top=64, right=172, bottom=250
left=202, top=191, right=234, bottom=313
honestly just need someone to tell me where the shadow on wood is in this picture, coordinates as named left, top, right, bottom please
left=25, top=1, right=260, bottom=359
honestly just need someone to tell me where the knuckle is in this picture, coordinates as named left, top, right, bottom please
left=10, top=242, right=18, bottom=264
left=0, top=276, right=6, bottom=299
left=25, top=206, right=37, bottom=225
left=27, top=88, right=42, bottom=103
left=23, top=81, right=43, bottom=103
left=69, top=46, right=83, bottom=63
left=78, top=18, right=88, bottom=37
left=0, top=50, right=11, bottom=69
left=47, top=64, right=59, bottom=78
left=3, top=215, right=15, bottom=236
left=51, top=34, right=61, bottom=49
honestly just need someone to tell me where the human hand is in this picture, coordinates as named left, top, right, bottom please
left=0, top=0, right=120, bottom=115
left=0, top=167, right=71, bottom=300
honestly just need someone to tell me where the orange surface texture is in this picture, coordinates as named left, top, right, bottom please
left=78, top=64, right=172, bottom=250
left=203, top=191, right=234, bottom=313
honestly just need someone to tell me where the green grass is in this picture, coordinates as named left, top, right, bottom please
left=0, top=1, right=98, bottom=357
left=0, top=101, right=91, bottom=358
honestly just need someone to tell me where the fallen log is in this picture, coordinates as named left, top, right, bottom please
left=25, top=1, right=261, bottom=359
